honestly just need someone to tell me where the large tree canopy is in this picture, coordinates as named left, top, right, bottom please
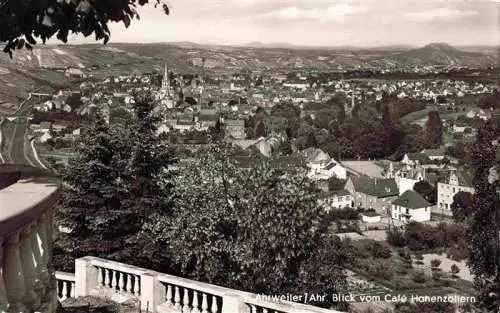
left=0, top=0, right=169, bottom=56
left=143, top=143, right=353, bottom=310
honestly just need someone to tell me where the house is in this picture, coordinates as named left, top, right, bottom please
left=309, top=160, right=347, bottom=180
left=65, top=68, right=86, bottom=78
left=391, top=190, right=432, bottom=223
left=345, top=176, right=399, bottom=214
left=401, top=153, right=433, bottom=167
left=318, top=190, right=353, bottom=210
left=421, top=148, right=445, bottom=161
left=224, top=119, right=245, bottom=139
left=302, top=148, right=330, bottom=170
left=437, top=170, right=474, bottom=215
left=361, top=211, right=382, bottom=223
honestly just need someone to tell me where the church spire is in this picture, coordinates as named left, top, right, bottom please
left=162, top=63, right=169, bottom=89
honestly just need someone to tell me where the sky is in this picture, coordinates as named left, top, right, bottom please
left=62, top=0, right=500, bottom=47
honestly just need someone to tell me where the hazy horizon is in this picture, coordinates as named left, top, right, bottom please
left=50, top=0, right=499, bottom=47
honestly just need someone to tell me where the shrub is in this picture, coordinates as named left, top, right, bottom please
left=371, top=242, right=392, bottom=259
left=386, top=227, right=406, bottom=247
left=412, top=270, right=427, bottom=284
left=432, top=270, right=443, bottom=281
left=430, top=258, right=442, bottom=269
left=451, top=264, right=460, bottom=278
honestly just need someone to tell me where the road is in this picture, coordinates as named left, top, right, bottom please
left=0, top=92, right=49, bottom=168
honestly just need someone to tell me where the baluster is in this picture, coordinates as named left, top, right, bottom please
left=249, top=305, right=257, bottom=313
left=165, top=284, right=173, bottom=306
left=201, top=293, right=208, bottom=313
left=3, top=231, right=26, bottom=313
left=104, top=269, right=111, bottom=288
left=70, top=282, right=75, bottom=298
left=60, top=282, right=68, bottom=301
left=134, top=275, right=141, bottom=295
left=129, top=274, right=136, bottom=295
left=97, top=267, right=104, bottom=286
left=20, top=224, right=39, bottom=310
left=182, top=288, right=190, bottom=313
left=263, top=308, right=268, bottom=313
left=114, top=272, right=120, bottom=292
left=174, top=286, right=181, bottom=310
left=192, top=291, right=200, bottom=313
left=119, top=272, right=126, bottom=293
left=211, top=296, right=218, bottom=313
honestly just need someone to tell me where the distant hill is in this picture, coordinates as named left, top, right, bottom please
left=385, top=43, right=497, bottom=67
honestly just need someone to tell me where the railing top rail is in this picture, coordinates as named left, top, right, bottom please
left=0, top=167, right=60, bottom=237
left=55, top=271, right=76, bottom=281
left=86, top=257, right=150, bottom=276
left=157, top=273, right=231, bottom=297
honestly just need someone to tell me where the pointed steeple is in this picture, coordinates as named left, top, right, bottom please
left=162, top=63, right=169, bottom=89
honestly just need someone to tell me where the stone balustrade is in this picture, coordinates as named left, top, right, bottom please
left=55, top=272, right=75, bottom=302
left=0, top=165, right=60, bottom=313
left=74, top=256, right=345, bottom=313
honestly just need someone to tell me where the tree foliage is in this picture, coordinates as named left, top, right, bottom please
left=55, top=93, right=174, bottom=271
left=425, top=111, right=444, bottom=148
left=1, top=0, right=169, bottom=57
left=144, top=143, right=352, bottom=310
left=413, top=180, right=437, bottom=205
left=467, top=117, right=500, bottom=310
left=450, top=191, right=474, bottom=222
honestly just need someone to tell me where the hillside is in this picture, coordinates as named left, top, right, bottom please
left=386, top=43, right=497, bottom=67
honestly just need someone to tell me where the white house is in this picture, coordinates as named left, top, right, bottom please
left=391, top=190, right=432, bottom=223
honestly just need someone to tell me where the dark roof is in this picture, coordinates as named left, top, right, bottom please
left=350, top=176, right=399, bottom=198
left=392, top=190, right=431, bottom=209
left=406, top=153, right=433, bottom=164
left=325, top=161, right=338, bottom=170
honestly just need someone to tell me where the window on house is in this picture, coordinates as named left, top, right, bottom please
left=453, top=188, right=456, bottom=193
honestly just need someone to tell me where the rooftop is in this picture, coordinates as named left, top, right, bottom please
left=392, top=190, right=431, bottom=209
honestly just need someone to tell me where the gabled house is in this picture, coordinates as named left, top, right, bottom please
left=437, top=170, right=474, bottom=215
left=345, top=176, right=399, bottom=214
left=391, top=190, right=432, bottom=223
left=302, top=148, right=330, bottom=170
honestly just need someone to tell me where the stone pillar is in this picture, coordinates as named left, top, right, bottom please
left=221, top=294, right=248, bottom=313
left=20, top=223, right=41, bottom=311
left=74, top=257, right=98, bottom=297
left=140, top=272, right=163, bottom=313
left=0, top=238, right=9, bottom=312
left=3, top=231, right=26, bottom=313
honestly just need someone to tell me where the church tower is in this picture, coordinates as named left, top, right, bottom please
left=162, top=63, right=170, bottom=92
